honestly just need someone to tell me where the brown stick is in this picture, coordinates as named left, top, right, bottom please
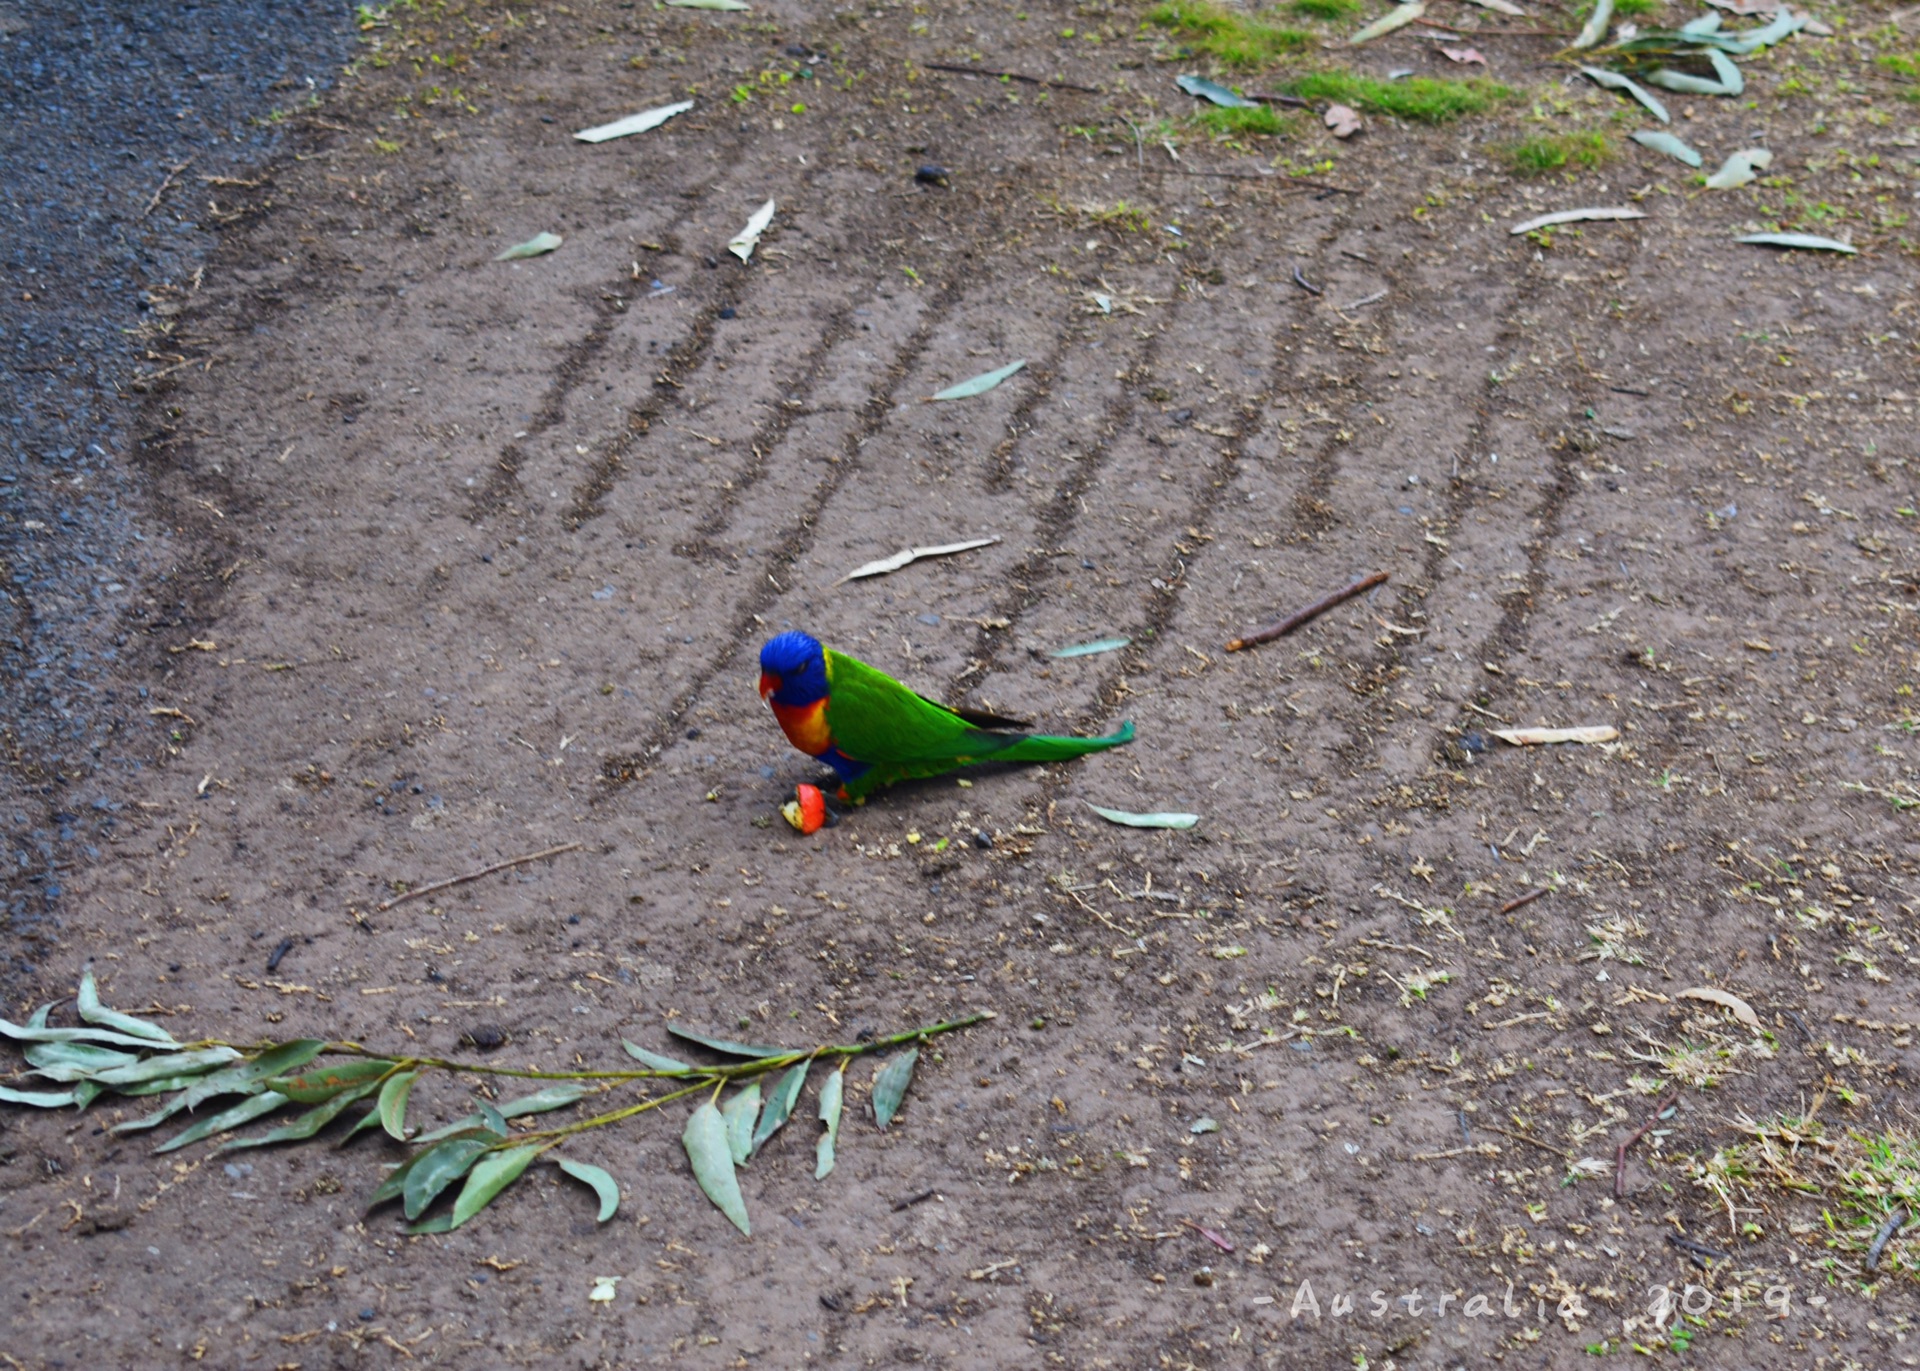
left=1478, top=1123, right=1573, bottom=1160
left=1181, top=1219, right=1236, bottom=1253
left=919, top=60, right=1100, bottom=94
left=1614, top=1089, right=1680, bottom=1199
left=140, top=160, right=193, bottom=220
left=1226, top=572, right=1389, bottom=652
left=1137, top=165, right=1362, bottom=195
left=374, top=842, right=583, bottom=912
left=1499, top=886, right=1551, bottom=915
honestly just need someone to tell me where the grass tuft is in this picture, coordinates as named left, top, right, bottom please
left=1196, top=104, right=1294, bottom=137
left=1286, top=0, right=1362, bottom=17
left=1147, top=0, right=1311, bottom=67
left=1286, top=70, right=1509, bottom=123
left=1503, top=130, right=1613, bottom=176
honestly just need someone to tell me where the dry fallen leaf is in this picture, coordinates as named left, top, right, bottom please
left=1679, top=987, right=1763, bottom=1033
left=1488, top=726, right=1619, bottom=746
left=1324, top=104, right=1363, bottom=138
left=837, top=536, right=1000, bottom=584
left=1440, top=46, right=1487, bottom=65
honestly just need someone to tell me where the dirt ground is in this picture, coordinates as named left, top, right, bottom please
left=6, top=0, right=1920, bottom=1366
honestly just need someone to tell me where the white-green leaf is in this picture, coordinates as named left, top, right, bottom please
left=1707, top=49, right=1744, bottom=96
left=91, top=1046, right=240, bottom=1086
left=929, top=360, right=1026, bottom=402
left=1191, top=1115, right=1221, bottom=1134
left=1175, top=74, right=1254, bottom=109
left=574, top=100, right=694, bottom=143
left=1570, top=0, right=1612, bottom=49
left=1725, top=8, right=1805, bottom=53
left=379, top=1069, right=421, bottom=1140
left=721, top=1083, right=762, bottom=1164
left=728, top=198, right=776, bottom=262
left=814, top=1066, right=845, bottom=1180
left=401, top=1136, right=496, bottom=1219
left=0, top=1016, right=168, bottom=1050
left=557, top=1158, right=621, bottom=1222
left=1645, top=67, right=1733, bottom=96
left=1737, top=232, right=1857, bottom=255
left=1679, top=11, right=1722, bottom=35
left=667, top=1024, right=787, bottom=1058
left=1349, top=1, right=1426, bottom=46
left=1088, top=804, right=1199, bottom=830
left=411, top=1084, right=585, bottom=1144
left=0, top=1083, right=79, bottom=1107
left=621, top=1040, right=695, bottom=1074
left=24, top=1040, right=139, bottom=1081
left=450, top=1144, right=542, bottom=1229
left=1704, top=148, right=1772, bottom=190
left=684, top=1101, right=751, bottom=1235
left=1580, top=67, right=1669, bottom=123
left=1630, top=130, right=1701, bottom=167
left=155, top=1091, right=289, bottom=1154
left=76, top=972, right=179, bottom=1046
left=1049, top=635, right=1131, bottom=659
left=1508, top=206, right=1645, bottom=236
left=667, top=0, right=749, bottom=8
left=495, top=231, right=562, bottom=261
left=752, top=1061, right=810, bottom=1155
left=220, top=1078, right=380, bottom=1153
left=872, top=1048, right=918, bottom=1130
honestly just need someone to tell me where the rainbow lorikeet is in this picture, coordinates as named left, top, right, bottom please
left=757, top=630, right=1135, bottom=803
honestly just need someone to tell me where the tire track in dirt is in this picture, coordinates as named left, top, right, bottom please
left=596, top=275, right=968, bottom=789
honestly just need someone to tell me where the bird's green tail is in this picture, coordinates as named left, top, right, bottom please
left=990, top=719, right=1135, bottom=764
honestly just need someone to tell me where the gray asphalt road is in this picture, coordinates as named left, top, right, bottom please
left=0, top=1, right=353, bottom=980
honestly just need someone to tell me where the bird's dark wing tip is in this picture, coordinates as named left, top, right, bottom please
left=918, top=690, right=1032, bottom=731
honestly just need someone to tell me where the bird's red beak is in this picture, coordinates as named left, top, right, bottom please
left=758, top=671, right=778, bottom=703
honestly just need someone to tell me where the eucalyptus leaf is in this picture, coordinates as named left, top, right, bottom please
left=342, top=1104, right=388, bottom=1142
left=928, top=360, right=1025, bottom=402
left=267, top=1058, right=399, bottom=1103
left=367, top=1128, right=494, bottom=1207
left=815, top=1066, right=844, bottom=1180
left=752, top=1061, right=810, bottom=1155
left=1645, top=67, right=1734, bottom=96
left=219, top=1077, right=381, bottom=1152
left=1570, top=0, right=1612, bottom=49
left=667, top=0, right=750, bottom=8
left=1736, top=232, right=1857, bottom=254
left=557, top=1158, right=621, bottom=1222
left=76, top=971, right=179, bottom=1046
left=91, top=1046, right=240, bottom=1087
left=872, top=1047, right=918, bottom=1130
left=0, top=1083, right=79, bottom=1107
left=1707, top=49, right=1744, bottom=96
left=1048, top=635, right=1131, bottom=659
left=116, top=1070, right=232, bottom=1096
left=155, top=1091, right=290, bottom=1154
left=728, top=198, right=776, bottom=262
left=1087, top=804, right=1199, bottom=830
left=1630, top=129, right=1702, bottom=167
left=621, top=1040, right=695, bottom=1074
left=378, top=1069, right=421, bottom=1140
left=410, top=1083, right=581, bottom=1147
left=478, top=1100, right=509, bottom=1137
left=721, top=1083, right=763, bottom=1165
left=0, top=1016, right=184, bottom=1050
left=667, top=1024, right=787, bottom=1058
left=1704, top=147, right=1772, bottom=189
left=450, top=1144, right=542, bottom=1229
left=684, top=1101, right=752, bottom=1235
left=24, top=1040, right=139, bottom=1081
left=72, top=1080, right=102, bottom=1111
left=573, top=100, right=694, bottom=143
left=1349, top=1, right=1426, bottom=46
left=1175, top=74, right=1254, bottom=109
left=1679, top=11, right=1722, bottom=35
left=1508, top=206, right=1645, bottom=236
left=403, top=1136, right=498, bottom=1220
left=1579, top=67, right=1669, bottom=123
left=495, top=231, right=562, bottom=261
left=408, top=1213, right=458, bottom=1235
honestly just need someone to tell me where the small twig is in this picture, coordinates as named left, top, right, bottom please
left=1480, top=1123, right=1573, bottom=1161
left=892, top=1188, right=939, bottom=1212
left=1226, top=572, right=1389, bottom=652
left=1866, top=1205, right=1907, bottom=1273
left=1244, top=93, right=1310, bottom=108
left=266, top=937, right=296, bottom=973
left=1290, top=266, right=1322, bottom=297
left=1335, top=289, right=1389, bottom=312
left=1123, top=117, right=1144, bottom=170
left=1137, top=165, right=1361, bottom=195
left=1609, top=385, right=1652, bottom=397
left=141, top=159, right=192, bottom=219
left=1181, top=1219, right=1235, bottom=1253
left=920, top=60, right=1099, bottom=94
left=1666, top=1232, right=1731, bottom=1263
left=1499, top=886, right=1551, bottom=915
left=1614, top=1089, right=1681, bottom=1199
left=375, top=842, right=583, bottom=912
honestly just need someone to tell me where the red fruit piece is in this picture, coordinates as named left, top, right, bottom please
left=781, top=783, right=828, bottom=835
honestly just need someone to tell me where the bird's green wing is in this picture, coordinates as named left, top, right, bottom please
left=823, top=649, right=1012, bottom=765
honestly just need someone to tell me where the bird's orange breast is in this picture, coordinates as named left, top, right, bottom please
left=770, top=698, right=832, bottom=756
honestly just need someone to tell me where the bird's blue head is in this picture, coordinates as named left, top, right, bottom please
left=759, top=631, right=828, bottom=707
